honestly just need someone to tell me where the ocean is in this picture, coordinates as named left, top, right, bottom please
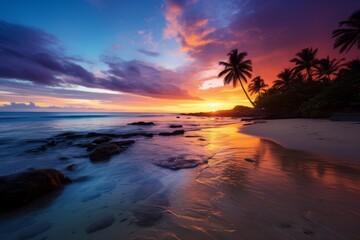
left=0, top=112, right=359, bottom=239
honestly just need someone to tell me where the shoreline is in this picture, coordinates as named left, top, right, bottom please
left=239, top=118, right=360, bottom=163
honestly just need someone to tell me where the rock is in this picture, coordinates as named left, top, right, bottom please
left=243, top=123, right=253, bottom=126
left=118, top=133, right=153, bottom=138
left=18, top=222, right=52, bottom=240
left=86, top=143, right=98, bottom=151
left=46, top=140, right=58, bottom=147
left=169, top=124, right=182, bottom=128
left=176, top=116, right=180, bottom=118
left=86, top=215, right=115, bottom=234
left=155, top=155, right=208, bottom=170
left=198, top=138, right=206, bottom=141
left=244, top=158, right=256, bottom=163
left=59, top=156, right=69, bottom=161
left=89, top=140, right=135, bottom=162
left=127, top=122, right=155, bottom=126
left=303, top=228, right=314, bottom=235
left=66, top=164, right=76, bottom=171
left=158, top=130, right=185, bottom=136
left=0, top=169, right=70, bottom=212
left=92, top=136, right=112, bottom=144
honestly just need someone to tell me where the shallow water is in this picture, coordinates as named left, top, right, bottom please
left=0, top=113, right=359, bottom=240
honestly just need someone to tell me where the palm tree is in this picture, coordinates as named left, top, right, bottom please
left=273, top=68, right=298, bottom=91
left=218, top=49, right=254, bottom=106
left=248, top=76, right=268, bottom=96
left=314, top=56, right=345, bottom=81
left=338, top=58, right=360, bottom=79
left=290, top=47, right=318, bottom=81
left=332, top=10, right=360, bottom=53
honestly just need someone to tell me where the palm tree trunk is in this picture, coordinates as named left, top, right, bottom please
left=307, top=67, right=313, bottom=81
left=239, top=79, right=255, bottom=107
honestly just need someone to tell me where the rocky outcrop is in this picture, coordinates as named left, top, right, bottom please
left=127, top=122, right=155, bottom=126
left=0, top=169, right=70, bottom=212
left=89, top=140, right=135, bottom=162
left=169, top=124, right=182, bottom=128
left=158, top=130, right=185, bottom=136
left=155, top=155, right=209, bottom=170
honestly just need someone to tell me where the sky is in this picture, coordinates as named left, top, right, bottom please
left=0, top=0, right=358, bottom=112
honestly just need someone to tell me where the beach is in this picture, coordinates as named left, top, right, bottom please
left=0, top=113, right=359, bottom=239
left=240, top=119, right=360, bottom=163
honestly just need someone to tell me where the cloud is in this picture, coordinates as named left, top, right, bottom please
left=0, top=101, right=107, bottom=112
left=0, top=19, right=200, bottom=101
left=163, top=0, right=359, bottom=84
left=100, top=56, right=202, bottom=100
left=137, top=49, right=160, bottom=57
left=0, top=20, right=96, bottom=86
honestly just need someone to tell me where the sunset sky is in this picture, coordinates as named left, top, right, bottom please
left=0, top=0, right=358, bottom=112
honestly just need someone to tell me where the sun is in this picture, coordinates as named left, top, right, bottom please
left=209, top=103, right=220, bottom=112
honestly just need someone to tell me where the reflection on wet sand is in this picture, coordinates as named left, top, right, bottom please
left=0, top=123, right=359, bottom=240
left=149, top=124, right=360, bottom=240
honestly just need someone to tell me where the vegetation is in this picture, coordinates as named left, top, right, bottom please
left=218, top=10, right=360, bottom=119
left=248, top=76, right=268, bottom=96
left=332, top=10, right=360, bottom=53
left=218, top=49, right=255, bottom=107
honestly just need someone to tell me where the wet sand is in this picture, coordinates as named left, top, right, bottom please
left=0, top=121, right=359, bottom=239
left=240, top=119, right=360, bottom=162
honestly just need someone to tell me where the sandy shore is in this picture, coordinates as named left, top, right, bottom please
left=240, top=119, right=360, bottom=162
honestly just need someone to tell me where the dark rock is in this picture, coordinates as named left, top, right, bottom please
left=0, top=169, right=70, bottom=212
left=158, top=130, right=185, bottom=136
left=66, top=164, right=76, bottom=171
left=92, top=136, right=112, bottom=144
left=46, top=140, right=58, bottom=147
left=59, top=156, right=69, bottom=161
left=89, top=140, right=135, bottom=162
left=244, top=158, right=256, bottom=163
left=127, top=122, right=155, bottom=126
left=303, top=228, right=314, bottom=235
left=18, top=222, right=52, bottom=240
left=243, top=123, right=253, bottom=126
left=176, top=116, right=180, bottom=118
left=28, top=145, right=48, bottom=153
left=198, top=138, right=206, bottom=141
left=86, top=143, right=98, bottom=151
left=155, top=155, right=208, bottom=170
left=118, top=132, right=153, bottom=138
left=57, top=132, right=85, bottom=140
left=184, top=135, right=202, bottom=138
left=86, top=215, right=115, bottom=234
left=169, top=124, right=182, bottom=128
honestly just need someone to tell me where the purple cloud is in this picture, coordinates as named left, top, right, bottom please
left=99, top=56, right=202, bottom=100
left=137, top=49, right=160, bottom=57
left=0, top=19, right=200, bottom=100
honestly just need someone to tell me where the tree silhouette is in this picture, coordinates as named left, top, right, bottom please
left=290, top=47, right=318, bottom=81
left=314, top=56, right=345, bottom=81
left=333, top=10, right=360, bottom=53
left=273, top=68, right=299, bottom=91
left=248, top=76, right=268, bottom=96
left=218, top=49, right=254, bottom=107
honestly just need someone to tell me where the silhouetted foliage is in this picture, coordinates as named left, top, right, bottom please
left=248, top=76, right=268, bottom=96
left=332, top=10, right=360, bottom=53
left=290, top=47, right=318, bottom=81
left=218, top=49, right=254, bottom=106
left=255, top=52, right=359, bottom=118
